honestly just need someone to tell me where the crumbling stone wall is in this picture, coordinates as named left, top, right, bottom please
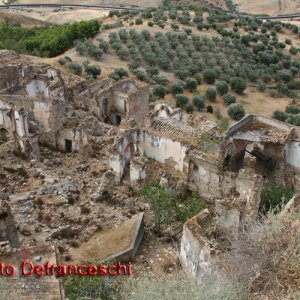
left=109, top=129, right=188, bottom=181
left=0, top=201, right=20, bottom=251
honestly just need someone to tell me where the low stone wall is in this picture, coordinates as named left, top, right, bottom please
left=180, top=210, right=220, bottom=283
left=106, top=213, right=144, bottom=263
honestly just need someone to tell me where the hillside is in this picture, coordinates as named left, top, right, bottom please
left=7, top=0, right=162, bottom=7
left=234, top=0, right=300, bottom=16
left=0, top=10, right=50, bottom=26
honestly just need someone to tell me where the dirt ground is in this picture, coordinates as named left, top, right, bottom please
left=233, top=0, right=300, bottom=15
left=2, top=7, right=109, bottom=24
left=12, top=0, right=162, bottom=7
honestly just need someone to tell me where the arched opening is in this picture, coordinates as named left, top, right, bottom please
left=0, top=128, right=8, bottom=144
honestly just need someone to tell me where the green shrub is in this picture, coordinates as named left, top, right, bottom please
left=139, top=182, right=205, bottom=226
left=216, top=81, right=229, bottom=96
left=133, top=69, right=146, bottom=81
left=114, top=68, right=128, bottom=78
left=227, top=103, right=245, bottom=120
left=176, top=94, right=189, bottom=108
left=218, top=116, right=229, bottom=133
left=98, top=39, right=109, bottom=53
left=203, top=69, right=217, bottom=84
left=64, top=268, right=121, bottom=300
left=223, top=93, right=236, bottom=106
left=152, top=75, right=169, bottom=86
left=186, top=77, right=198, bottom=92
left=257, top=82, right=267, bottom=92
left=285, top=104, right=300, bottom=114
left=146, top=66, right=159, bottom=76
left=230, top=77, right=246, bottom=94
left=273, top=110, right=288, bottom=122
left=0, top=20, right=100, bottom=57
left=85, top=64, right=101, bottom=79
left=186, top=104, right=195, bottom=113
left=206, top=88, right=217, bottom=102
left=192, top=94, right=206, bottom=110
left=207, top=105, right=213, bottom=113
left=290, top=47, right=298, bottom=55
left=153, top=84, right=166, bottom=98
left=109, top=71, right=120, bottom=80
left=135, top=17, right=143, bottom=25
left=58, top=57, right=68, bottom=65
left=68, top=62, right=82, bottom=75
left=260, top=183, right=293, bottom=213
left=171, top=82, right=184, bottom=95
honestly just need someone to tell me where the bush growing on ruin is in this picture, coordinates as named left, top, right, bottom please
left=206, top=88, right=217, bottom=102
left=122, top=272, right=246, bottom=300
left=64, top=264, right=121, bottom=300
left=192, top=94, right=206, bottom=110
left=223, top=93, right=236, bottom=106
left=176, top=94, right=189, bottom=108
left=203, top=69, right=217, bottom=84
left=216, top=81, right=229, bottom=96
left=230, top=77, right=246, bottom=94
left=186, top=77, right=198, bottom=92
left=260, top=183, right=294, bottom=214
left=224, top=208, right=300, bottom=299
left=227, top=103, right=245, bottom=120
left=153, top=85, right=166, bottom=98
left=218, top=116, right=229, bottom=133
left=68, top=62, right=82, bottom=75
left=139, top=182, right=205, bottom=226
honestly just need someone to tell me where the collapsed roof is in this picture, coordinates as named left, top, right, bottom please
left=226, top=115, right=295, bottom=144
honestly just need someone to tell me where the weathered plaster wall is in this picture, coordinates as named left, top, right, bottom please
left=187, top=153, right=263, bottom=223
left=0, top=101, right=14, bottom=136
left=109, top=130, right=187, bottom=181
left=180, top=210, right=219, bottom=282
left=286, top=141, right=300, bottom=169
left=56, top=128, right=88, bottom=152
left=127, top=85, right=149, bottom=125
left=0, top=65, right=20, bottom=91
left=26, top=80, right=50, bottom=100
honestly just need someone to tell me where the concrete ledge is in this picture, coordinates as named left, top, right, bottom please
left=106, top=213, right=144, bottom=263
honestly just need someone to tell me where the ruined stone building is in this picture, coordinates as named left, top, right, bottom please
left=1, top=49, right=300, bottom=295
left=0, top=50, right=149, bottom=159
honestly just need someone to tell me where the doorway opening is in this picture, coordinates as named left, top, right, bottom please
left=65, top=139, right=72, bottom=153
